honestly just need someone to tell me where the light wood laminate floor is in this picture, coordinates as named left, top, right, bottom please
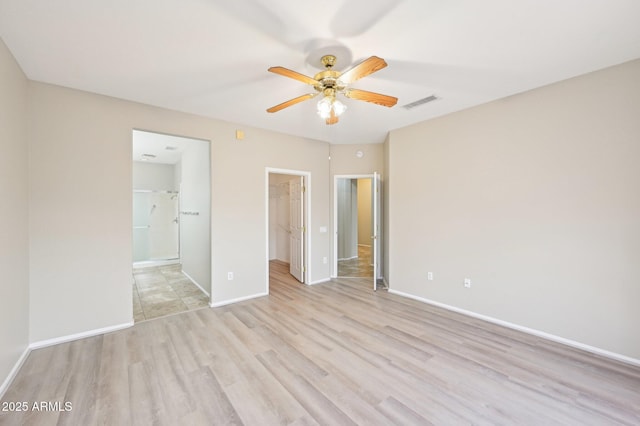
left=1, top=261, right=639, bottom=425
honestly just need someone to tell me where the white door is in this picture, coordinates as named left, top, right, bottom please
left=372, top=172, right=381, bottom=290
left=289, top=176, right=304, bottom=282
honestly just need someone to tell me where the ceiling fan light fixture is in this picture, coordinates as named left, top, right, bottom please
left=317, top=96, right=332, bottom=118
left=317, top=96, right=346, bottom=119
left=333, top=99, right=347, bottom=116
left=267, top=55, right=394, bottom=124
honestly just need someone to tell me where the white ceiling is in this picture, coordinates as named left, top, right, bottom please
left=2, top=0, right=640, bottom=145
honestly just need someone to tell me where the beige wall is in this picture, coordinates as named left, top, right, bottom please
left=27, top=81, right=331, bottom=342
left=388, top=59, right=640, bottom=359
left=0, top=39, right=30, bottom=392
left=330, top=143, right=383, bottom=175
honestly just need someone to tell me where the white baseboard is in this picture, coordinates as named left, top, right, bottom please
left=210, top=292, right=268, bottom=308
left=388, top=289, right=640, bottom=367
left=308, top=278, right=331, bottom=285
left=0, top=346, right=30, bottom=400
left=181, top=269, right=211, bottom=297
left=29, top=321, right=134, bottom=350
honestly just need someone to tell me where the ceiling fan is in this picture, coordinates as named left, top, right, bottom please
left=266, top=55, right=398, bottom=125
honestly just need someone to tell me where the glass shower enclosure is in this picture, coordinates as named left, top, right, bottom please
left=133, top=190, right=179, bottom=263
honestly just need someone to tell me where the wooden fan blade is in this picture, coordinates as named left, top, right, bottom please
left=344, top=89, right=398, bottom=107
left=326, top=109, right=339, bottom=125
left=268, top=66, right=318, bottom=86
left=266, top=93, right=315, bottom=113
left=338, top=56, right=387, bottom=84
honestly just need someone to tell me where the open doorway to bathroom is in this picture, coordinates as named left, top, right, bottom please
left=132, top=130, right=211, bottom=322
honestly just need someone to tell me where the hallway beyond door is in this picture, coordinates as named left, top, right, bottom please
left=338, top=245, right=373, bottom=277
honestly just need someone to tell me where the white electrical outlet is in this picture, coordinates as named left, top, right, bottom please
left=464, top=278, right=471, bottom=288
left=427, top=272, right=433, bottom=281
left=228, top=272, right=234, bottom=280
left=323, top=257, right=328, bottom=264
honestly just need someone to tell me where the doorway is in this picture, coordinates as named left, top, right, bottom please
left=266, top=169, right=309, bottom=289
left=132, top=130, right=211, bottom=321
left=334, top=173, right=382, bottom=290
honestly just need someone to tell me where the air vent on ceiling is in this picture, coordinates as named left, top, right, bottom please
left=141, top=153, right=156, bottom=159
left=403, top=95, right=439, bottom=110
left=165, top=146, right=178, bottom=151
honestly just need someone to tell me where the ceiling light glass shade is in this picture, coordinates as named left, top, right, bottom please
left=317, top=96, right=347, bottom=119
left=317, top=96, right=332, bottom=119
left=332, top=99, right=346, bottom=116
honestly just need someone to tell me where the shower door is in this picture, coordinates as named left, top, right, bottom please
left=133, top=191, right=179, bottom=262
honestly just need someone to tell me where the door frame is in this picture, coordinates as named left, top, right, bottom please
left=265, top=168, right=311, bottom=292
left=333, top=174, right=379, bottom=286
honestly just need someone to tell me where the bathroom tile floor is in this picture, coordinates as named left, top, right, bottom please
left=132, top=264, right=209, bottom=322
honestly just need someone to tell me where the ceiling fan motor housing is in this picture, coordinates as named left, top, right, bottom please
left=321, top=55, right=336, bottom=68
left=313, top=55, right=346, bottom=93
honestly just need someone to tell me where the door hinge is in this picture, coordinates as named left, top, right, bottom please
left=302, top=266, right=306, bottom=272
left=302, top=185, right=306, bottom=193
